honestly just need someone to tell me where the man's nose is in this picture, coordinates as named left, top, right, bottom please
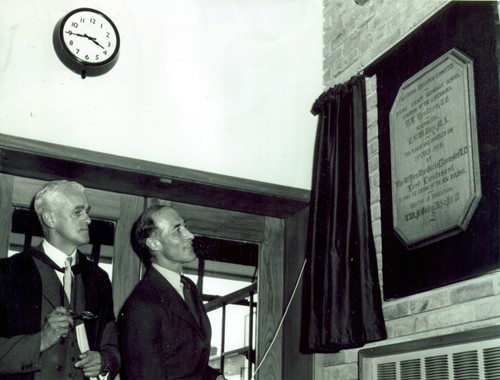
left=183, top=227, right=194, bottom=240
left=83, top=212, right=91, bottom=224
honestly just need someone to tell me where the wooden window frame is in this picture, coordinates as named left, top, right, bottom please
left=0, top=133, right=312, bottom=379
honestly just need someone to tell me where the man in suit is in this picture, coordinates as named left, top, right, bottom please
left=118, top=205, right=226, bottom=380
left=0, top=180, right=120, bottom=379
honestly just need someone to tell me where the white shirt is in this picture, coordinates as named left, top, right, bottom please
left=151, top=263, right=185, bottom=300
left=42, top=240, right=76, bottom=285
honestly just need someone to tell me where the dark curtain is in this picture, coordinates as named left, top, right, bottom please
left=300, top=76, right=387, bottom=353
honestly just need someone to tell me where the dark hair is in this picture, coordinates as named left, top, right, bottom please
left=132, top=205, right=171, bottom=261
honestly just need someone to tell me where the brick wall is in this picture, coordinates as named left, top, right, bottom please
left=321, top=1, right=500, bottom=379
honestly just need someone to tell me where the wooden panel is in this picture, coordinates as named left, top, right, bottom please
left=0, top=174, right=14, bottom=258
left=84, top=188, right=122, bottom=220
left=282, top=207, right=313, bottom=380
left=256, top=216, right=284, bottom=380
left=172, top=201, right=265, bottom=243
left=112, top=193, right=145, bottom=315
left=10, top=176, right=41, bottom=208
left=12, top=176, right=121, bottom=219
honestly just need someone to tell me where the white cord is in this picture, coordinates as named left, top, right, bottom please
left=250, top=258, right=307, bottom=380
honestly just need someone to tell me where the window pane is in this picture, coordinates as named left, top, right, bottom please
left=183, top=235, right=258, bottom=380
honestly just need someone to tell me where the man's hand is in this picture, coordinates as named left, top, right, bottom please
left=75, top=350, right=102, bottom=377
left=40, top=306, right=74, bottom=352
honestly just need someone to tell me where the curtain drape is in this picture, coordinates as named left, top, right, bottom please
left=300, top=75, right=387, bottom=353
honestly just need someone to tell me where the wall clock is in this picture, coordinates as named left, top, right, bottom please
left=53, top=8, right=120, bottom=79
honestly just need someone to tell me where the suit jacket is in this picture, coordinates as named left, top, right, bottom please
left=0, top=247, right=120, bottom=379
left=118, top=267, right=222, bottom=380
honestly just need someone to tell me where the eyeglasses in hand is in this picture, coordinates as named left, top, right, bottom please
left=68, top=310, right=97, bottom=321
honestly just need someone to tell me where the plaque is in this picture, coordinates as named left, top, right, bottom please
left=390, top=49, right=481, bottom=250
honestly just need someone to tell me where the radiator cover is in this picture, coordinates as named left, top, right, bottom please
left=359, top=326, right=500, bottom=380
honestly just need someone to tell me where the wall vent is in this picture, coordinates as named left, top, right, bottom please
left=359, top=326, right=500, bottom=380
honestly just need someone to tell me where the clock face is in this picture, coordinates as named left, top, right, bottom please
left=61, top=9, right=119, bottom=65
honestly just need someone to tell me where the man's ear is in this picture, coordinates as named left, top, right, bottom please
left=146, top=237, right=160, bottom=252
left=41, top=211, right=56, bottom=228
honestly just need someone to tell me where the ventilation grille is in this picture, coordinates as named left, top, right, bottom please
left=365, top=337, right=500, bottom=380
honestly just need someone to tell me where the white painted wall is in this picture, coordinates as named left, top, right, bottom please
left=0, top=0, right=322, bottom=190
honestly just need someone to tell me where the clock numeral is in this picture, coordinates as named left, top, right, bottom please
left=90, top=18, right=96, bottom=24
left=76, top=49, right=80, bottom=54
left=106, top=32, right=111, bottom=38
left=108, top=42, right=111, bottom=48
left=71, top=22, right=78, bottom=28
left=85, top=54, right=90, bottom=60
left=103, top=50, right=108, bottom=56
left=95, top=55, right=99, bottom=61
left=69, top=40, right=74, bottom=46
left=80, top=17, right=85, bottom=23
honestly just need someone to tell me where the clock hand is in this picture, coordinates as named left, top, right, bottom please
left=65, top=30, right=87, bottom=38
left=65, top=31, right=105, bottom=49
left=87, top=36, right=105, bottom=49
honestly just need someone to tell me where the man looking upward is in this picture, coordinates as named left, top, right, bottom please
left=118, top=205, right=226, bottom=380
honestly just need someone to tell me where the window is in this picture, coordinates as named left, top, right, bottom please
left=0, top=133, right=310, bottom=379
left=0, top=164, right=290, bottom=379
left=184, top=236, right=258, bottom=380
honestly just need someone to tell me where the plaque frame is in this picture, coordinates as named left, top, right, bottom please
left=389, top=49, right=482, bottom=250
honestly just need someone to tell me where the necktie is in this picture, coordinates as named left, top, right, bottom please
left=63, top=257, right=72, bottom=308
left=181, top=276, right=201, bottom=326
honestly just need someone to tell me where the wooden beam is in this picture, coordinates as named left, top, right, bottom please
left=0, top=133, right=310, bottom=218
left=256, top=216, right=284, bottom=380
left=0, top=174, right=14, bottom=258
left=282, top=207, right=313, bottom=380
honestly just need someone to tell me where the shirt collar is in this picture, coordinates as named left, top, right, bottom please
left=151, top=263, right=183, bottom=294
left=43, top=240, right=77, bottom=269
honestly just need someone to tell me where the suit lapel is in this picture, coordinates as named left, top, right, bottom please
left=182, top=276, right=212, bottom=340
left=188, top=284, right=212, bottom=341
left=146, top=268, right=207, bottom=339
left=78, top=252, right=102, bottom=318
left=30, top=246, right=64, bottom=309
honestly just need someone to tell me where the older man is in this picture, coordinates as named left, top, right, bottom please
left=118, top=205, right=226, bottom=380
left=0, top=180, right=120, bottom=379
